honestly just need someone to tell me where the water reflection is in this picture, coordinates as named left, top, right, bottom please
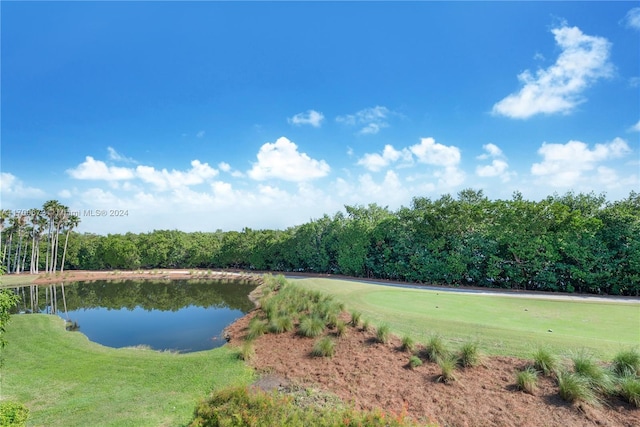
left=15, top=279, right=257, bottom=352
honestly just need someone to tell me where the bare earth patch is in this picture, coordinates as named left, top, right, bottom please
left=227, top=311, right=639, bottom=427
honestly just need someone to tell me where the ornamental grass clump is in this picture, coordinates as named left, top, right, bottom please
left=571, top=350, right=614, bottom=395
left=458, top=341, right=482, bottom=368
left=557, top=370, right=600, bottom=406
left=350, top=311, right=362, bottom=327
left=516, top=367, right=538, bottom=395
left=299, top=316, right=325, bottom=338
left=312, top=337, right=336, bottom=358
left=437, top=355, right=458, bottom=384
left=268, top=315, right=294, bottom=334
left=532, top=347, right=560, bottom=377
left=618, top=375, right=640, bottom=408
left=408, top=355, right=423, bottom=370
left=246, top=318, right=268, bottom=341
left=425, top=334, right=449, bottom=363
left=612, top=348, right=640, bottom=377
left=376, top=323, right=390, bottom=344
left=335, top=320, right=347, bottom=337
left=238, top=342, right=255, bottom=361
left=401, top=335, right=415, bottom=353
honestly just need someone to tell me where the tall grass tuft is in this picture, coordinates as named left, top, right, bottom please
left=401, top=335, right=415, bottom=353
left=408, top=355, right=423, bottom=370
left=299, top=316, right=325, bottom=338
left=312, top=337, right=336, bottom=358
left=612, top=348, right=640, bottom=377
left=247, top=318, right=268, bottom=340
left=350, top=311, right=362, bottom=327
left=458, top=341, right=482, bottom=368
left=571, top=350, right=614, bottom=395
left=437, top=356, right=458, bottom=384
left=362, top=318, right=371, bottom=332
left=618, top=375, right=640, bottom=408
left=532, top=347, right=559, bottom=376
left=376, top=323, right=390, bottom=344
left=335, top=320, right=347, bottom=338
left=557, top=370, right=600, bottom=406
left=238, top=342, right=255, bottom=361
left=424, top=334, right=449, bottom=363
left=516, top=367, right=538, bottom=394
left=268, top=316, right=294, bottom=334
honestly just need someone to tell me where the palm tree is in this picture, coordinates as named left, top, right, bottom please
left=29, top=209, right=44, bottom=274
left=12, top=214, right=27, bottom=273
left=60, top=214, right=80, bottom=273
left=0, top=209, right=11, bottom=268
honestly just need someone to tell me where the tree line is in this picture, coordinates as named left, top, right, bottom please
left=2, top=190, right=638, bottom=295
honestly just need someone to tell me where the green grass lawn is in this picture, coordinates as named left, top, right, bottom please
left=0, top=274, right=37, bottom=287
left=1, top=315, right=253, bottom=427
left=295, top=278, right=640, bottom=359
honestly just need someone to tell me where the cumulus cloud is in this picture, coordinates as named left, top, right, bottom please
left=475, top=143, right=514, bottom=182
left=0, top=172, right=45, bottom=199
left=67, top=156, right=135, bottom=181
left=531, top=137, right=632, bottom=187
left=357, top=144, right=413, bottom=172
left=288, top=110, right=324, bottom=128
left=630, top=120, right=640, bottom=132
left=136, top=160, right=218, bottom=191
left=623, top=7, right=640, bottom=30
left=409, top=137, right=461, bottom=167
left=336, top=106, right=391, bottom=135
left=492, top=24, right=613, bottom=119
left=247, top=136, right=330, bottom=182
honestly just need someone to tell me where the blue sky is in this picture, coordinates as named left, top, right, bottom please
left=2, top=2, right=639, bottom=234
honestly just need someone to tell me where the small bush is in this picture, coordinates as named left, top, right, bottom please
left=532, top=347, right=559, bottom=376
left=269, top=316, right=294, bottom=334
left=246, top=318, right=268, bottom=340
left=516, top=367, right=538, bottom=395
left=425, top=335, right=449, bottom=362
left=350, top=311, right=362, bottom=327
left=238, top=342, right=255, bottom=361
left=612, top=348, right=640, bottom=377
left=618, top=375, right=640, bottom=408
left=409, top=355, right=423, bottom=369
left=458, top=341, right=482, bottom=368
left=401, top=335, right=415, bottom=353
left=312, top=337, right=336, bottom=358
left=557, top=370, right=600, bottom=405
left=0, top=401, right=29, bottom=427
left=437, top=356, right=458, bottom=384
left=376, top=323, right=390, bottom=344
left=299, top=316, right=325, bottom=338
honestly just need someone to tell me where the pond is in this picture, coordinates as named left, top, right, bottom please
left=14, top=279, right=258, bottom=353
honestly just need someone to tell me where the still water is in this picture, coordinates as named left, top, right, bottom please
left=16, top=279, right=257, bottom=353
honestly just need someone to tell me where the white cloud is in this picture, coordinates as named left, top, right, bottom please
left=196, top=130, right=205, bottom=138
left=67, top=156, right=135, bottom=181
left=136, top=160, right=218, bottom=191
left=218, top=162, right=231, bottom=172
left=0, top=172, right=45, bottom=199
left=475, top=143, right=514, bottom=182
left=492, top=24, right=613, bottom=119
left=58, top=189, right=72, bottom=198
left=247, top=136, right=330, bottom=182
left=409, top=137, right=461, bottom=167
left=288, top=110, right=324, bottom=128
left=531, top=138, right=632, bottom=187
left=107, top=147, right=137, bottom=164
left=336, top=106, right=391, bottom=135
left=623, top=7, right=640, bottom=30
left=630, top=120, right=640, bottom=132
left=357, top=144, right=412, bottom=172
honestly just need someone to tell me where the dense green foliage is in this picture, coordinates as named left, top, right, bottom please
left=0, top=401, right=29, bottom=427
left=3, top=190, right=639, bottom=294
left=190, top=386, right=422, bottom=427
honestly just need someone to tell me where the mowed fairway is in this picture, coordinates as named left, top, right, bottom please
left=296, top=278, right=640, bottom=359
left=2, top=315, right=254, bottom=427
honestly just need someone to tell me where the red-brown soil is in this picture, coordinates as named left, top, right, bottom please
left=227, top=311, right=639, bottom=427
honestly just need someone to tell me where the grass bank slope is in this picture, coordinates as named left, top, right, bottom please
left=2, top=314, right=253, bottom=427
left=296, top=278, right=639, bottom=359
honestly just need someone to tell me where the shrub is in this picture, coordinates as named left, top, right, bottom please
left=350, top=311, right=362, bottom=327
left=408, top=355, right=423, bottom=369
left=268, top=316, right=294, bottom=334
left=246, top=318, right=268, bottom=340
left=618, top=375, right=640, bottom=408
left=299, top=316, right=325, bottom=338
left=516, top=367, right=538, bottom=395
left=312, top=337, right=336, bottom=358
left=612, top=348, right=640, bottom=377
left=401, top=335, right=415, bottom=353
left=532, top=347, right=559, bottom=376
left=458, top=341, right=482, bottom=368
left=376, top=323, right=390, bottom=344
left=425, top=335, right=449, bottom=363
left=557, top=370, right=600, bottom=405
left=437, top=356, right=458, bottom=384
left=238, top=342, right=255, bottom=361
left=0, top=401, right=29, bottom=427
